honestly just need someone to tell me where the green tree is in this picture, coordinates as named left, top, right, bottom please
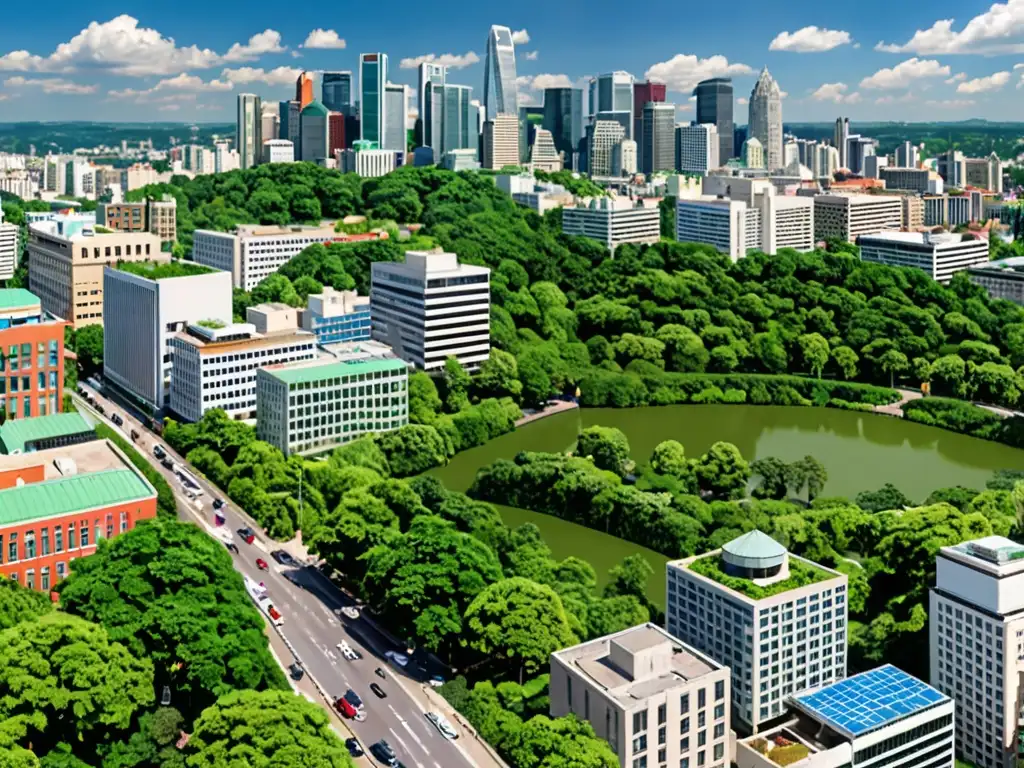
left=501, top=715, right=619, bottom=768
left=0, top=577, right=52, bottom=629
left=407, top=371, right=443, bottom=424
left=798, top=333, right=830, bottom=378
left=604, top=554, right=654, bottom=604
left=656, top=324, right=709, bottom=373
left=376, top=424, right=451, bottom=476
left=443, top=356, right=472, bottom=412
left=751, top=456, right=789, bottom=500
left=694, top=442, right=750, bottom=499
left=879, top=349, right=909, bottom=388
left=785, top=456, right=828, bottom=501
left=75, top=324, right=105, bottom=377
left=475, top=349, right=523, bottom=401
left=576, top=426, right=632, bottom=477
left=518, top=358, right=553, bottom=408
left=832, top=346, right=859, bottom=380
left=649, top=440, right=689, bottom=478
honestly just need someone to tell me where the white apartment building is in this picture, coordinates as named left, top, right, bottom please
left=338, top=149, right=399, bottom=178
left=263, top=139, right=295, bottom=164
left=813, top=194, right=903, bottom=242
left=676, top=123, right=720, bottom=175
left=667, top=530, right=849, bottom=734
left=857, top=231, right=990, bottom=283
left=931, top=536, right=1024, bottom=768
left=0, top=207, right=17, bottom=281
left=168, top=322, right=316, bottom=423
left=677, top=198, right=760, bottom=260
left=191, top=224, right=338, bottom=290
left=589, top=120, right=627, bottom=178
left=495, top=174, right=574, bottom=215
left=103, top=262, right=232, bottom=411
left=879, top=167, right=938, bottom=195
left=482, top=114, right=520, bottom=170
left=370, top=250, right=490, bottom=372
left=969, top=257, right=1024, bottom=305
left=256, top=347, right=409, bottom=456
left=562, top=198, right=661, bottom=251
left=0, top=169, right=34, bottom=200
left=551, top=623, right=731, bottom=768
left=735, top=665, right=954, bottom=768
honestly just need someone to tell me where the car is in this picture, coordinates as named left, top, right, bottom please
left=288, top=663, right=304, bottom=681
left=343, top=689, right=363, bottom=710
left=334, top=696, right=357, bottom=718
left=130, top=429, right=139, bottom=442
left=340, top=606, right=360, bottom=620
left=153, top=445, right=165, bottom=459
left=344, top=738, right=363, bottom=757
left=255, top=558, right=269, bottom=571
left=428, top=675, right=445, bottom=688
left=225, top=542, right=239, bottom=555
left=237, top=527, right=255, bottom=544
left=161, top=457, right=174, bottom=470
left=270, top=549, right=296, bottom=566
left=213, top=498, right=224, bottom=510
left=370, top=740, right=398, bottom=767
left=95, top=404, right=105, bottom=415
left=336, top=641, right=361, bottom=661
left=370, top=682, right=386, bottom=699
left=384, top=650, right=409, bottom=667
left=426, top=711, right=459, bottom=740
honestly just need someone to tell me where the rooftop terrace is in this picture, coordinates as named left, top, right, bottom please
left=114, top=260, right=216, bottom=280
left=687, top=551, right=838, bottom=600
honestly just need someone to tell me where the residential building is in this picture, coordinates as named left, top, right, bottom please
left=256, top=344, right=408, bottom=456
left=966, top=152, right=1004, bottom=194
left=27, top=222, right=162, bottom=328
left=640, top=102, right=675, bottom=175
left=968, top=257, right=1024, bottom=304
left=97, top=198, right=176, bottom=243
left=930, top=536, right=1024, bottom=768
left=103, top=261, right=231, bottom=411
left=528, top=128, right=562, bottom=172
left=666, top=530, right=849, bottom=733
left=149, top=198, right=177, bottom=243
left=0, top=169, right=34, bottom=200
left=0, top=289, right=66, bottom=420
left=937, top=149, right=966, bottom=188
left=735, top=665, right=953, bottom=768
left=300, top=100, right=330, bottom=164
left=360, top=53, right=388, bottom=146
left=541, top=87, right=583, bottom=170
left=370, top=250, right=489, bottom=371
left=483, top=25, right=519, bottom=118
left=858, top=231, right=990, bottom=283
left=384, top=83, right=408, bottom=152
left=676, top=123, right=720, bottom=175
left=633, top=80, right=667, bottom=147
left=338, top=148, right=400, bottom=177
left=562, top=197, right=660, bottom=251
left=589, top=72, right=635, bottom=138
left=301, top=287, right=370, bottom=344
left=482, top=114, right=519, bottom=169
left=237, top=93, right=262, bottom=170
left=589, top=120, right=627, bottom=177
left=263, top=139, right=295, bottom=164
left=550, top=623, right=731, bottom=768
left=902, top=195, right=925, bottom=230
left=748, top=69, right=783, bottom=170
left=833, top=117, right=850, bottom=169
left=0, top=437, right=158, bottom=589
left=168, top=321, right=316, bottom=423
left=612, top=140, right=637, bottom=177
left=812, top=193, right=902, bottom=242
left=880, top=167, right=935, bottom=195
left=0, top=207, right=18, bottom=281
left=742, top=137, right=765, bottom=169
left=322, top=71, right=353, bottom=112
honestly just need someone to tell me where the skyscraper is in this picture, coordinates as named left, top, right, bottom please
left=278, top=100, right=300, bottom=142
left=633, top=81, right=666, bottom=145
left=384, top=82, right=408, bottom=152
left=435, top=83, right=475, bottom=160
left=482, top=114, right=519, bottom=169
left=748, top=68, right=783, bottom=170
left=542, top=87, right=583, bottom=170
left=588, top=120, right=626, bottom=177
left=483, top=25, right=519, bottom=118
left=360, top=53, right=388, bottom=146
left=675, top=123, right=720, bottom=175
left=237, top=93, right=262, bottom=170
left=322, top=72, right=353, bottom=112
left=833, top=117, right=850, bottom=169
left=260, top=104, right=279, bottom=150
left=300, top=100, right=330, bottom=164
left=693, top=78, right=735, bottom=164
left=589, top=72, right=635, bottom=138
left=895, top=140, right=919, bottom=168
left=640, top=102, right=674, bottom=175
left=296, top=72, right=314, bottom=110
left=417, top=62, right=447, bottom=144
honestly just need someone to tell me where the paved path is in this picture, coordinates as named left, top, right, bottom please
left=872, top=388, right=923, bottom=417
left=514, top=399, right=578, bottom=428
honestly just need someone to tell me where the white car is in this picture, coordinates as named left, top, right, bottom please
left=384, top=650, right=408, bottom=667
left=340, top=606, right=360, bottom=620
left=426, top=712, right=459, bottom=740
left=336, top=640, right=361, bottom=661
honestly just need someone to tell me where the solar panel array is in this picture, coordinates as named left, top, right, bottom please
left=793, top=665, right=946, bottom=737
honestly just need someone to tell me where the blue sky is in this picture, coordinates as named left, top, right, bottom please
left=1, top=0, right=1023, bottom=124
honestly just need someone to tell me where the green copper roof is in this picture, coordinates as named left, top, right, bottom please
left=263, top=357, right=407, bottom=386
left=0, top=469, right=155, bottom=526
left=0, top=288, right=42, bottom=312
left=301, top=99, right=330, bottom=117
left=722, top=530, right=787, bottom=560
left=0, top=413, right=95, bottom=454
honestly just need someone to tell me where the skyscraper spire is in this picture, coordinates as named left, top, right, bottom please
left=748, top=68, right=783, bottom=170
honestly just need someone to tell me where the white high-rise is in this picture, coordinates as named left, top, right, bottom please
left=675, top=123, right=720, bottom=175
left=237, top=93, right=262, bottom=170
left=588, top=120, right=627, bottom=177
left=833, top=117, right=850, bottom=170
left=384, top=82, right=409, bottom=152
left=748, top=68, right=783, bottom=170
left=0, top=207, right=17, bottom=281
left=483, top=25, right=519, bottom=118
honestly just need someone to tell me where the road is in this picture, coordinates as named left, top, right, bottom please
left=74, top=384, right=478, bottom=768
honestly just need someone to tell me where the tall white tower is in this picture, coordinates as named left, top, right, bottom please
left=483, top=25, right=519, bottom=118
left=748, top=68, right=782, bottom=170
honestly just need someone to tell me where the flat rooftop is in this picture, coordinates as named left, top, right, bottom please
left=261, top=355, right=407, bottom=386
left=858, top=230, right=981, bottom=246
left=0, top=288, right=42, bottom=313
left=792, top=665, right=947, bottom=740
left=113, top=260, right=216, bottom=280
left=683, top=550, right=841, bottom=600
left=0, top=412, right=95, bottom=455
left=943, top=535, right=1024, bottom=572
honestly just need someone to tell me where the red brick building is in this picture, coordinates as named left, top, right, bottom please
left=0, top=288, right=67, bottom=420
left=329, top=112, right=345, bottom=157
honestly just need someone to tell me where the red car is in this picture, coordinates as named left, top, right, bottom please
left=335, top=696, right=357, bottom=718
left=237, top=527, right=255, bottom=545
left=256, top=558, right=269, bottom=571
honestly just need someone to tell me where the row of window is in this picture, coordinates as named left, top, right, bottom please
left=0, top=340, right=60, bottom=373
left=0, top=513, right=128, bottom=564
left=0, top=371, right=60, bottom=394
left=8, top=560, right=68, bottom=590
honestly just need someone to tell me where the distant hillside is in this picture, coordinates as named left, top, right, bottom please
left=0, top=121, right=235, bottom=154
left=782, top=121, right=1024, bottom=160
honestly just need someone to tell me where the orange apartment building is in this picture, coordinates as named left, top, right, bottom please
left=0, top=288, right=67, bottom=420
left=0, top=435, right=157, bottom=590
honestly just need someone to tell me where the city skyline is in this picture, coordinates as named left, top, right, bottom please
left=1, top=1, right=1023, bottom=123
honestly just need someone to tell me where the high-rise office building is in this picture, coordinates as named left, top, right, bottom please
left=612, top=139, right=636, bottom=177
left=633, top=80, right=666, bottom=146
left=640, top=102, right=675, bottom=175
left=300, top=100, right=330, bottom=164
left=834, top=117, right=850, bottom=170
left=278, top=100, right=300, bottom=145
left=384, top=82, right=408, bottom=152
left=937, top=149, right=967, bottom=188
left=742, top=137, right=764, bottom=169
left=360, top=53, right=388, bottom=146
left=328, top=112, right=345, bottom=156
left=417, top=63, right=447, bottom=144
left=483, top=25, right=519, bottom=118
left=541, top=87, right=583, bottom=170
left=236, top=93, right=262, bottom=170
left=296, top=71, right=314, bottom=110
left=588, top=120, right=626, bottom=177
left=260, top=105, right=279, bottom=151
left=590, top=71, right=635, bottom=138
left=322, top=72, right=353, bottom=112
left=0, top=207, right=18, bottom=281
left=424, top=82, right=475, bottom=162
left=694, top=78, right=735, bottom=164
left=675, top=123, right=720, bottom=175
left=482, top=114, right=519, bottom=169
left=895, top=140, right=920, bottom=169
left=528, top=128, right=562, bottom=172
left=748, top=68, right=783, bottom=170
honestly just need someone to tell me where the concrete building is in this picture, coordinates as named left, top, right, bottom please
left=833, top=117, right=850, bottom=170
left=483, top=25, right=519, bottom=119
left=857, top=231, right=990, bottom=283
left=542, top=87, right=583, bottom=170
left=924, top=194, right=973, bottom=228
left=667, top=530, right=848, bottom=734
left=322, top=71, right=353, bottom=112
left=383, top=83, right=409, bottom=152
left=279, top=100, right=301, bottom=145
left=748, top=69, right=783, bottom=170
left=370, top=250, right=489, bottom=372
left=612, top=140, right=637, bottom=177
left=816, top=143, right=840, bottom=179
left=245, top=302, right=300, bottom=335
left=97, top=197, right=177, bottom=243
left=263, top=139, right=295, bottom=164
left=735, top=665, right=953, bottom=768
left=482, top=114, right=520, bottom=170
left=968, top=257, right=1024, bottom=304
left=902, top=195, right=925, bottom=230
left=423, top=82, right=476, bottom=163
left=895, top=141, right=919, bottom=168
left=360, top=53, right=389, bottom=146
left=676, top=123, right=720, bottom=175
left=965, top=152, right=1003, bottom=194
left=28, top=222, right=162, bottom=328
left=300, top=100, right=330, bottom=164
left=441, top=149, right=481, bottom=172
left=338, top=148, right=400, bottom=177
left=191, top=224, right=338, bottom=291
left=260, top=104, right=280, bottom=150
left=0, top=437, right=158, bottom=589
left=589, top=72, right=635, bottom=139
left=237, top=93, right=262, bottom=170
left=589, top=120, right=627, bottom=178
left=103, top=262, right=232, bottom=411
left=694, top=78, right=734, bottom=164
left=640, top=102, right=675, bottom=175
left=562, top=198, right=661, bottom=251
left=845, top=135, right=876, bottom=176
left=0, top=207, right=17, bottom=281
left=417, top=62, right=446, bottom=143
left=812, top=194, right=902, bottom=242
left=930, top=536, right=1024, bottom=768
left=551, top=623, right=731, bottom=768
left=528, top=128, right=562, bottom=172
left=743, top=137, right=765, bottom=170
left=937, top=150, right=966, bottom=188
left=633, top=81, right=667, bottom=148
left=879, top=167, right=934, bottom=195
left=168, top=320, right=316, bottom=423
left=863, top=154, right=888, bottom=179
left=300, top=287, right=370, bottom=344
left=0, top=289, right=66, bottom=420
left=496, top=173, right=574, bottom=215
left=256, top=344, right=408, bottom=456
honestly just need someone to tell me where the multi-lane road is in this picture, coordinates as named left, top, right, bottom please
left=74, top=383, right=479, bottom=768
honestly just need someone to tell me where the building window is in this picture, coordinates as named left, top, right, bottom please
left=24, top=531, right=35, bottom=560
left=68, top=523, right=76, bottom=549
left=7, top=533, right=17, bottom=562
left=41, top=528, right=50, bottom=556
left=633, top=711, right=648, bottom=735
left=80, top=525, right=89, bottom=548
left=54, top=527, right=63, bottom=553
left=25, top=570, right=34, bottom=590
left=715, top=681, right=725, bottom=701
left=56, top=562, right=66, bottom=580
left=41, top=568, right=50, bottom=591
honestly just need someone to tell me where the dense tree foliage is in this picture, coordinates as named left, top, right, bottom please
left=0, top=576, right=52, bottom=629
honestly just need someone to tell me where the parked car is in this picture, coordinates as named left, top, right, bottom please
left=340, top=606, right=360, bottom=620
left=344, top=738, right=363, bottom=757
left=428, top=675, right=445, bottom=688
left=95, top=404, right=105, bottom=415
left=212, top=498, right=225, bottom=510
left=237, top=527, right=255, bottom=544
left=384, top=650, right=409, bottom=667
left=161, top=457, right=174, bottom=470
left=255, top=558, right=269, bottom=571
left=370, top=740, right=398, bottom=767
left=426, top=711, right=459, bottom=740
left=153, top=445, right=165, bottom=459
left=288, top=663, right=304, bottom=681
left=334, top=696, right=357, bottom=719
left=270, top=549, right=296, bottom=566
left=370, top=682, right=387, bottom=699
left=343, top=689, right=363, bottom=710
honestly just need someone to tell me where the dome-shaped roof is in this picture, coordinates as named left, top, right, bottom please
left=722, top=530, right=787, bottom=570
left=301, top=99, right=329, bottom=117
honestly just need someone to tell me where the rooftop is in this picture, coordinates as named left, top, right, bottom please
left=262, top=355, right=407, bottom=386
left=685, top=549, right=840, bottom=600
left=0, top=412, right=95, bottom=455
left=0, top=288, right=42, bottom=313
left=857, top=230, right=980, bottom=246
left=113, top=260, right=216, bottom=280
left=0, top=468, right=154, bottom=526
left=949, top=535, right=1024, bottom=566
left=792, top=665, right=947, bottom=740
left=970, top=255, right=1024, bottom=275
left=723, top=530, right=787, bottom=561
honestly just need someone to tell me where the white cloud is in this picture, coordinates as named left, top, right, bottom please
left=0, top=94, right=8, bottom=101
left=220, top=66, right=302, bottom=86
left=945, top=72, right=967, bottom=83
left=737, top=97, right=748, bottom=105
left=645, top=53, right=754, bottom=93
left=810, top=82, right=862, bottom=103
left=527, top=73, right=573, bottom=89
left=106, top=72, right=231, bottom=102
left=769, top=26, right=852, bottom=52
left=196, top=103, right=224, bottom=111
left=4, top=76, right=96, bottom=94
left=859, top=58, right=951, bottom=89
left=399, top=51, right=480, bottom=70
left=222, top=30, right=285, bottom=62
left=301, top=29, right=346, bottom=50
left=525, top=51, right=538, bottom=61
left=874, top=93, right=915, bottom=104
left=957, top=71, right=1011, bottom=92
left=676, top=104, right=693, bottom=112
left=877, top=1, right=1024, bottom=55
left=924, top=98, right=976, bottom=108
left=511, top=29, right=530, bottom=45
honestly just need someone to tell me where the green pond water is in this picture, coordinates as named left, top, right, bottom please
left=428, top=405, right=1024, bottom=607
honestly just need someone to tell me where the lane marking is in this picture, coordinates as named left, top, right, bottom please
left=402, top=719, right=429, bottom=755
left=389, top=727, right=413, bottom=756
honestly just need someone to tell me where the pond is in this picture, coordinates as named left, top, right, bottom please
left=429, top=405, right=1024, bottom=607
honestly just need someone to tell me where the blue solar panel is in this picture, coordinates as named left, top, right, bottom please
left=793, top=665, right=946, bottom=737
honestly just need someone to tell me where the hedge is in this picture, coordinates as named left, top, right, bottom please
left=903, top=397, right=1024, bottom=450
left=95, top=424, right=178, bottom=517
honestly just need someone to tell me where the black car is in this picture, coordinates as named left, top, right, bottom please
left=161, top=457, right=174, bottom=470
left=288, top=663, right=304, bottom=681
left=344, top=738, right=363, bottom=757
left=343, top=688, right=363, bottom=710
left=370, top=682, right=387, bottom=699
left=213, top=498, right=225, bottom=510
left=224, top=542, right=239, bottom=555
left=370, top=740, right=397, bottom=767
left=271, top=549, right=296, bottom=566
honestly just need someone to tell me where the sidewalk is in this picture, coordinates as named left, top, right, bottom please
left=403, top=681, right=511, bottom=768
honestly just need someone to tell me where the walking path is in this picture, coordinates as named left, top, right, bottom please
left=514, top=399, right=578, bottom=428
left=872, top=388, right=922, bottom=417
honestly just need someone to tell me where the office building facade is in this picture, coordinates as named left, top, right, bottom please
left=424, top=82, right=475, bottom=161
left=483, top=25, right=519, bottom=118
left=417, top=62, right=446, bottom=143
left=694, top=78, right=735, bottom=164
left=588, top=120, right=627, bottom=177
left=633, top=80, right=666, bottom=146
left=237, top=93, right=262, bottom=170
left=857, top=231, right=990, bottom=283
left=0, top=289, right=66, bottom=420
left=322, top=71, right=353, bottom=112
left=640, top=102, right=675, bottom=175
left=895, top=140, right=919, bottom=168
left=812, top=194, right=902, bottom=242
left=833, top=117, right=850, bottom=169
left=302, top=287, right=370, bottom=344
left=562, top=199, right=660, bottom=251
left=590, top=71, right=635, bottom=138
left=384, top=83, right=408, bottom=152
left=748, top=69, right=783, bottom=170
left=263, top=139, right=295, bottom=164
left=338, top=148, right=400, bottom=177
left=612, top=139, right=637, bottom=177
left=542, top=87, right=583, bottom=169
left=482, top=114, right=519, bottom=169
left=299, top=100, right=330, bottom=164
left=742, top=137, right=764, bottom=169
left=528, top=128, right=562, bottom=172
left=676, top=123, right=720, bottom=175
left=0, top=208, right=16, bottom=281
left=880, top=167, right=933, bottom=194
left=360, top=53, right=388, bottom=146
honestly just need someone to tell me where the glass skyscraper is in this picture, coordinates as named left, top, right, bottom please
left=384, top=82, right=408, bottom=152
left=693, top=77, right=735, bottom=164
left=589, top=72, right=635, bottom=139
left=359, top=53, right=388, bottom=146
left=424, top=82, right=475, bottom=161
left=542, top=87, right=583, bottom=169
left=483, top=25, right=519, bottom=118
left=322, top=72, right=353, bottom=112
